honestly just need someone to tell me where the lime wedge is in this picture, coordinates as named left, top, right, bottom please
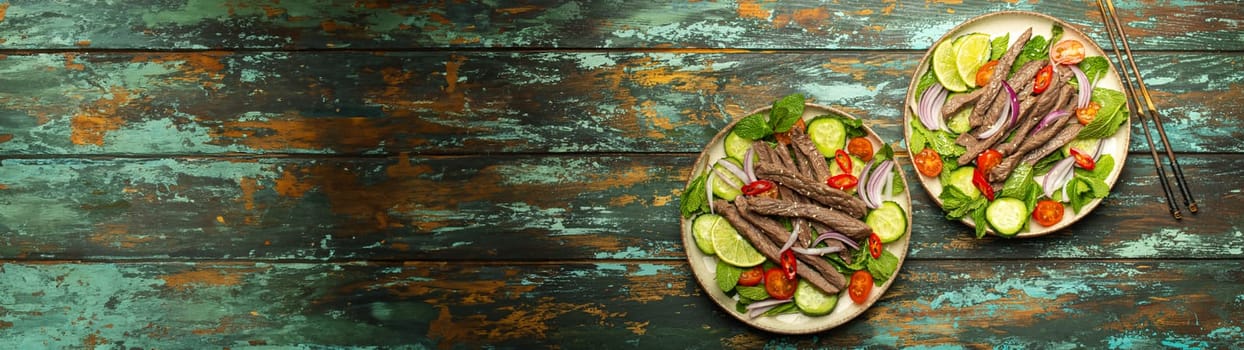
left=710, top=217, right=765, bottom=267
left=932, top=38, right=968, bottom=92
left=692, top=213, right=722, bottom=255
left=955, top=33, right=992, bottom=89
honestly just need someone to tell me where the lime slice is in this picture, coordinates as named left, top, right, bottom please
left=932, top=38, right=968, bottom=92
left=692, top=213, right=722, bottom=255
left=710, top=218, right=765, bottom=267
left=955, top=33, right=992, bottom=89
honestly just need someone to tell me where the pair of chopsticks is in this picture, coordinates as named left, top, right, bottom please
left=1097, top=0, right=1198, bottom=220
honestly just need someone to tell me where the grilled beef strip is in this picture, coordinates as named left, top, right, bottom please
left=745, top=197, right=873, bottom=240
left=987, top=106, right=1077, bottom=182
left=940, top=87, right=986, bottom=117
left=969, top=28, right=1033, bottom=129
left=712, top=200, right=841, bottom=294
left=736, top=197, right=847, bottom=290
left=790, top=130, right=832, bottom=183
left=996, top=82, right=1075, bottom=156
left=754, top=162, right=868, bottom=218
left=1023, top=122, right=1085, bottom=166
left=954, top=60, right=1048, bottom=165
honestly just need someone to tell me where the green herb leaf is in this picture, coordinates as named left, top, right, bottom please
left=1000, top=163, right=1035, bottom=199
left=1065, top=155, right=1115, bottom=212
left=915, top=68, right=938, bottom=101
left=971, top=204, right=989, bottom=239
left=679, top=173, right=709, bottom=218
left=938, top=155, right=960, bottom=185
left=762, top=301, right=799, bottom=316
left=990, top=33, right=1010, bottom=60
left=1076, top=88, right=1128, bottom=140
left=736, top=285, right=771, bottom=301
left=771, top=94, right=806, bottom=133
left=1078, top=56, right=1110, bottom=86
left=1050, top=24, right=1065, bottom=47
left=940, top=186, right=988, bottom=220
left=716, top=259, right=743, bottom=293
left=868, top=249, right=899, bottom=286
left=910, top=118, right=966, bottom=157
left=733, top=113, right=773, bottom=140
left=874, top=143, right=896, bottom=162
left=1012, top=35, right=1049, bottom=74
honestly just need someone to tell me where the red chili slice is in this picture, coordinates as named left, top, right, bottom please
left=835, top=149, right=852, bottom=174
left=973, top=167, right=996, bottom=201
left=827, top=174, right=859, bottom=191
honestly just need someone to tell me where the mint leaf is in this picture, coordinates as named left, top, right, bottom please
left=915, top=68, right=938, bottom=101
left=1000, top=163, right=1035, bottom=199
left=868, top=249, right=899, bottom=286
left=910, top=117, right=965, bottom=157
left=1050, top=24, right=1065, bottom=48
left=733, top=113, right=773, bottom=140
left=1078, top=56, right=1110, bottom=86
left=680, top=173, right=708, bottom=218
left=990, top=33, right=1010, bottom=60
left=874, top=143, right=896, bottom=162
left=971, top=204, right=989, bottom=239
left=1012, top=35, right=1049, bottom=74
left=762, top=301, right=799, bottom=316
left=908, top=127, right=927, bottom=155
left=736, top=285, right=770, bottom=301
left=1077, top=88, right=1127, bottom=140
left=716, top=259, right=743, bottom=293
left=940, top=186, right=988, bottom=220
left=771, top=94, right=805, bottom=132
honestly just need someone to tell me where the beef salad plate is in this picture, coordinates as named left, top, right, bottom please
left=679, top=94, right=911, bottom=334
left=904, top=11, right=1131, bottom=238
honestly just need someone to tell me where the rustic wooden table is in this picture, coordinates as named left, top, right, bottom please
left=1, top=1, right=1242, bottom=348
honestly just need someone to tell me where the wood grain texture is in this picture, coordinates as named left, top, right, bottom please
left=0, top=1, right=1238, bottom=51
left=2, top=154, right=1239, bottom=261
left=0, top=261, right=1240, bottom=348
left=0, top=52, right=1239, bottom=155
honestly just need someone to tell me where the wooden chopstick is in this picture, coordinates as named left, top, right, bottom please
left=1100, top=0, right=1199, bottom=215
left=1096, top=0, right=1183, bottom=220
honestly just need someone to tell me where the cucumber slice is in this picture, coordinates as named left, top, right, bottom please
left=829, top=154, right=865, bottom=179
left=794, top=279, right=838, bottom=316
left=947, top=105, right=973, bottom=134
left=866, top=201, right=908, bottom=243
left=986, top=197, right=1028, bottom=236
left=806, top=118, right=846, bottom=158
left=710, top=163, right=744, bottom=201
left=946, top=166, right=980, bottom=199
left=1062, top=138, right=1100, bottom=157
left=724, top=131, right=753, bottom=163
left=691, top=214, right=722, bottom=255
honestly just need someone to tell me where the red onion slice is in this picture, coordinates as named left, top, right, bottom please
left=917, top=84, right=946, bottom=131
left=866, top=160, right=893, bottom=209
left=706, top=168, right=715, bottom=214
left=779, top=224, right=801, bottom=253
left=793, top=246, right=844, bottom=256
left=743, top=147, right=757, bottom=183
left=1032, top=110, right=1071, bottom=135
left=745, top=299, right=793, bottom=318
left=1042, top=157, right=1077, bottom=198
left=717, top=159, right=749, bottom=184
left=857, top=158, right=876, bottom=207
left=712, top=167, right=743, bottom=189
left=1070, top=65, right=1092, bottom=109
left=811, top=230, right=859, bottom=250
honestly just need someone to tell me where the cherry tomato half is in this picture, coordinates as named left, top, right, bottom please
left=1077, top=101, right=1102, bottom=125
left=1070, top=149, right=1097, bottom=171
left=1033, top=199, right=1065, bottom=227
left=741, top=179, right=776, bottom=197
left=835, top=149, right=853, bottom=174
left=972, top=167, right=996, bottom=201
left=848, top=270, right=873, bottom=304
left=1051, top=40, right=1086, bottom=65
left=765, top=267, right=797, bottom=300
left=779, top=249, right=798, bottom=281
left=827, top=174, right=859, bottom=191
left=914, top=148, right=944, bottom=178
left=975, top=60, right=1000, bottom=87
left=847, top=137, right=874, bottom=162
left=867, top=233, right=883, bottom=259
left=1033, top=64, right=1054, bottom=95
left=738, top=266, right=764, bottom=287
left=976, top=149, right=1003, bottom=174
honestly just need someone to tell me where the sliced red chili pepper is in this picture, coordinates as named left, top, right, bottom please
left=835, top=149, right=852, bottom=174
left=779, top=249, right=797, bottom=281
left=827, top=174, right=859, bottom=191
left=1033, top=65, right=1053, bottom=95
left=1070, top=149, right=1097, bottom=171
left=741, top=179, right=776, bottom=196
left=867, top=232, right=883, bottom=259
left=972, top=167, right=996, bottom=201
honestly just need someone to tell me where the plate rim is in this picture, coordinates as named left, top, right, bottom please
left=680, top=103, right=913, bottom=334
left=901, top=10, right=1132, bottom=238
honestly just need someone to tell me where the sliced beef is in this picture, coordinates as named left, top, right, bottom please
left=744, top=197, right=873, bottom=240
left=754, top=162, right=868, bottom=218
left=789, top=130, right=832, bottom=183
left=712, top=200, right=841, bottom=294
left=1023, top=122, right=1085, bottom=165
left=969, top=28, right=1033, bottom=129
left=735, top=197, right=846, bottom=290
left=941, top=87, right=986, bottom=117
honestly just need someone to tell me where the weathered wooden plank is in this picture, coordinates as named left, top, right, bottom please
left=1, top=154, right=1239, bottom=261
left=0, top=1, right=1238, bottom=51
left=0, top=260, right=1240, bottom=348
left=0, top=51, right=1239, bottom=155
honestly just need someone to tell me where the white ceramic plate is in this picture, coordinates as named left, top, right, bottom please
left=681, top=104, right=912, bottom=334
left=902, top=11, right=1130, bottom=238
